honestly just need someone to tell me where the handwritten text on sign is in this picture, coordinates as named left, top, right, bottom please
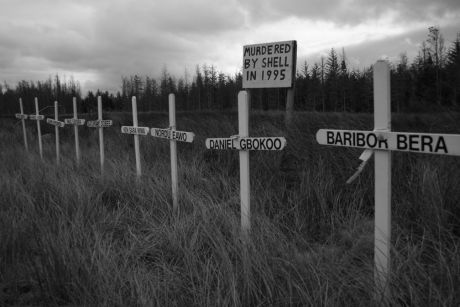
left=65, top=118, right=86, bottom=125
left=243, top=40, right=296, bottom=88
left=316, top=129, right=460, bottom=156
left=15, top=114, right=28, bottom=119
left=29, top=114, right=44, bottom=120
left=87, top=120, right=113, bottom=128
left=121, top=126, right=149, bottom=135
left=206, top=137, right=287, bottom=150
left=151, top=128, right=195, bottom=142
left=46, top=118, right=65, bottom=127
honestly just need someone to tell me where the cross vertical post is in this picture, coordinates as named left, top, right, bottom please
left=19, top=98, right=28, bottom=151
left=54, top=101, right=60, bottom=165
left=169, top=94, right=179, bottom=211
left=35, top=98, right=43, bottom=159
left=132, top=96, right=141, bottom=178
left=73, top=97, right=81, bottom=165
left=98, top=96, right=105, bottom=175
left=239, top=90, right=250, bottom=237
left=373, top=60, right=392, bottom=302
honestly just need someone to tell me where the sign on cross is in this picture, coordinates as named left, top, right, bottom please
left=150, top=94, right=195, bottom=210
left=315, top=60, right=460, bottom=302
left=86, top=96, right=113, bottom=175
left=120, top=96, right=149, bottom=178
left=46, top=101, right=66, bottom=165
left=205, top=91, right=287, bottom=237
left=30, top=98, right=44, bottom=159
left=64, top=97, right=86, bottom=165
left=16, top=98, right=29, bottom=151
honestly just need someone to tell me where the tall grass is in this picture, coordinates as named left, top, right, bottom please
left=1, top=111, right=459, bottom=306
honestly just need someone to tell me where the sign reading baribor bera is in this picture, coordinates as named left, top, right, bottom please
left=316, top=129, right=460, bottom=156
left=243, top=40, right=296, bottom=88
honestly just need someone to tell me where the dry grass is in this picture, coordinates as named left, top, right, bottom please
left=1, top=111, right=459, bottom=306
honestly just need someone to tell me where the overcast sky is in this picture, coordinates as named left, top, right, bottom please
left=1, top=0, right=460, bottom=94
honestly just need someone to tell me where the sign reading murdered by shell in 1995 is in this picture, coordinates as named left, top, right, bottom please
left=243, top=40, right=297, bottom=89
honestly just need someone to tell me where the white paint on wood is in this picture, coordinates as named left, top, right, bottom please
left=46, top=118, right=65, bottom=127
left=34, top=98, right=43, bottom=159
left=169, top=94, right=179, bottom=211
left=19, top=98, right=28, bottom=152
left=239, top=90, right=251, bottom=236
left=29, top=114, right=45, bottom=120
left=243, top=40, right=297, bottom=88
left=87, top=120, right=112, bottom=127
left=98, top=96, right=105, bottom=175
left=316, top=129, right=460, bottom=156
left=205, top=137, right=286, bottom=150
left=373, top=60, right=391, bottom=302
left=132, top=96, right=142, bottom=178
left=54, top=101, right=60, bottom=165
left=150, top=128, right=195, bottom=142
left=73, top=98, right=80, bottom=165
left=121, top=126, right=149, bottom=135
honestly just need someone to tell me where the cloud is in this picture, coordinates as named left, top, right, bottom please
left=238, top=0, right=460, bottom=26
left=0, top=0, right=459, bottom=94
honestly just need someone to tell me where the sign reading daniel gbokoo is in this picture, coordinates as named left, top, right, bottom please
left=243, top=40, right=297, bottom=88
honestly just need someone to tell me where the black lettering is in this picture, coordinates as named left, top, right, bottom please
left=343, top=132, right=352, bottom=146
left=266, top=138, right=273, bottom=149
left=435, top=136, right=448, bottom=153
left=378, top=137, right=388, bottom=149
left=244, top=59, right=250, bottom=69
left=259, top=138, right=266, bottom=149
left=356, top=133, right=365, bottom=147
left=367, top=134, right=377, bottom=148
left=280, top=69, right=286, bottom=80
left=335, top=132, right=343, bottom=145
left=397, top=134, right=407, bottom=150
left=327, top=131, right=334, bottom=144
left=262, top=58, right=266, bottom=68
left=274, top=138, right=281, bottom=149
left=421, top=135, right=433, bottom=152
left=284, top=43, right=291, bottom=53
left=409, top=135, right=419, bottom=151
left=244, top=47, right=251, bottom=56
left=249, top=71, right=256, bottom=80
left=251, top=58, right=258, bottom=68
left=274, top=44, right=280, bottom=53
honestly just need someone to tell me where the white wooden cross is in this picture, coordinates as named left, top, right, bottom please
left=150, top=94, right=195, bottom=211
left=64, top=97, right=86, bottom=165
left=28, top=98, right=45, bottom=159
left=120, top=96, right=149, bottom=178
left=86, top=96, right=113, bottom=175
left=315, top=60, right=460, bottom=302
left=46, top=101, right=66, bottom=165
left=205, top=91, right=287, bottom=237
left=15, top=98, right=28, bottom=152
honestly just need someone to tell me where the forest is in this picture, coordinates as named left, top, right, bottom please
left=1, top=26, right=459, bottom=116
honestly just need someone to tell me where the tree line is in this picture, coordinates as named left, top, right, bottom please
left=1, top=26, right=459, bottom=116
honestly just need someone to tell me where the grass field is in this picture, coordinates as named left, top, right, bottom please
left=1, top=110, right=459, bottom=306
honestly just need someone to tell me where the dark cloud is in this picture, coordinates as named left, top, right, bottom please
left=0, top=0, right=459, bottom=94
left=238, top=0, right=460, bottom=25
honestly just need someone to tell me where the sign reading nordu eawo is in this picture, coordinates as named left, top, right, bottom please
left=316, top=129, right=460, bottom=156
left=243, top=40, right=297, bottom=88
